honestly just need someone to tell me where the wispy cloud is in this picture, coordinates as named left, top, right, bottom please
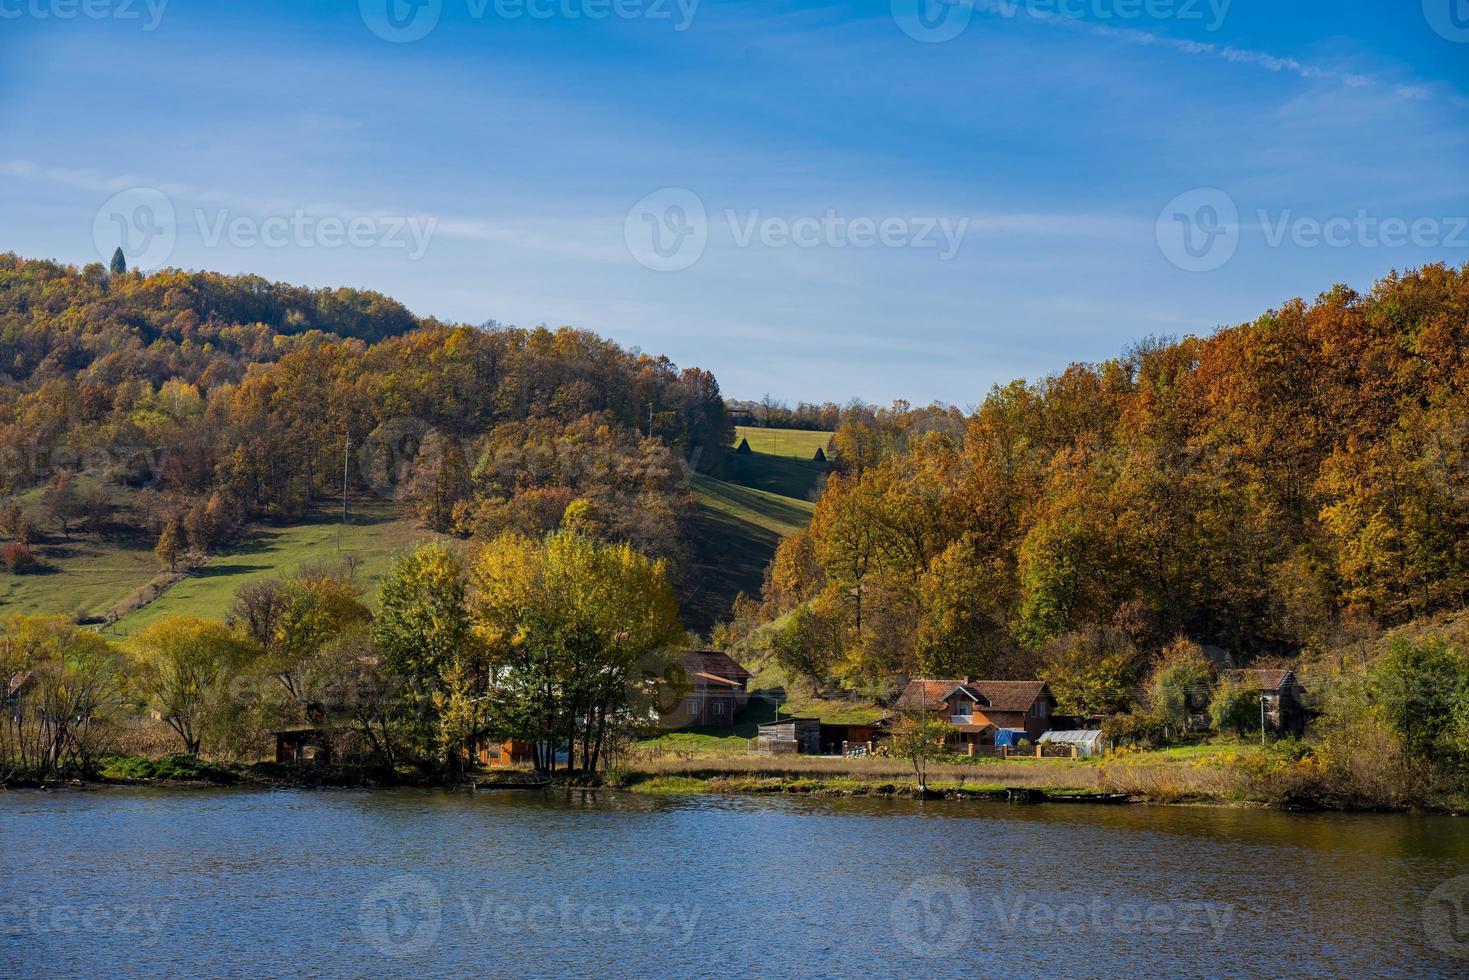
left=0, top=159, right=623, bottom=261
left=968, top=0, right=1468, bottom=108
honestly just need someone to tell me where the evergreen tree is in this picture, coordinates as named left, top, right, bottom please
left=109, top=247, right=127, bottom=276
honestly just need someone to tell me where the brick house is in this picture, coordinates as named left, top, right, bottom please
left=663, top=651, right=752, bottom=727
left=893, top=677, right=1058, bottom=748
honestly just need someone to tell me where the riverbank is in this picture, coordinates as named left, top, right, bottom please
left=8, top=746, right=1463, bottom=814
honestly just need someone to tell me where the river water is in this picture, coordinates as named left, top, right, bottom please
left=3, top=787, right=1469, bottom=977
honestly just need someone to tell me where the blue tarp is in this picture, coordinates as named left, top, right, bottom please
left=993, top=728, right=1028, bottom=748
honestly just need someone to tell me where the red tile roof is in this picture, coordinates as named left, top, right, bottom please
left=894, top=679, right=1052, bottom=714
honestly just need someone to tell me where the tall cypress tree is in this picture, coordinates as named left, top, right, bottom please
left=109, top=247, right=127, bottom=276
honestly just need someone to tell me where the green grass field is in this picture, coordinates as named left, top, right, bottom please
left=0, top=534, right=160, bottom=622
left=733, top=425, right=834, bottom=460
left=111, top=500, right=440, bottom=635
left=686, top=475, right=815, bottom=631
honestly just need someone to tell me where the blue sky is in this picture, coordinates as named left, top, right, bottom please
left=1, top=1, right=1466, bottom=406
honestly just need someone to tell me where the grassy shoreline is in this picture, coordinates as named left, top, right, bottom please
left=7, top=747, right=1463, bottom=814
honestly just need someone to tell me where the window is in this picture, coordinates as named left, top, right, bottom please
left=713, top=701, right=725, bottom=717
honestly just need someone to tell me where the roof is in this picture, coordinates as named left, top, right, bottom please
left=1230, top=668, right=1299, bottom=692
left=951, top=723, right=996, bottom=734
left=4, top=671, right=34, bottom=699
left=1038, top=730, right=1105, bottom=745
left=758, top=717, right=819, bottom=728
left=682, top=650, right=752, bottom=684
left=691, top=671, right=742, bottom=688
left=894, top=679, right=1052, bottom=714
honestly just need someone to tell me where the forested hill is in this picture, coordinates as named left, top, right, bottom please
left=733, top=263, right=1469, bottom=689
left=0, top=253, right=733, bottom=619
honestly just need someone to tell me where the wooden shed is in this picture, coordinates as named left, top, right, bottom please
left=274, top=726, right=335, bottom=766
left=756, top=718, right=821, bottom=754
left=819, top=722, right=883, bottom=756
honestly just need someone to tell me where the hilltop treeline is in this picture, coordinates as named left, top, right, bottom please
left=737, top=264, right=1469, bottom=687
left=0, top=254, right=730, bottom=592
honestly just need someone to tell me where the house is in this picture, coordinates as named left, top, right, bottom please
left=468, top=738, right=544, bottom=768
left=1229, top=668, right=1307, bottom=736
left=893, top=677, right=1058, bottom=749
left=756, top=717, right=821, bottom=754
left=4, top=670, right=35, bottom=722
left=662, top=651, right=752, bottom=727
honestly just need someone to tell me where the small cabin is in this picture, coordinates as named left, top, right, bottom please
left=274, top=726, right=334, bottom=766
left=756, top=718, right=821, bottom=754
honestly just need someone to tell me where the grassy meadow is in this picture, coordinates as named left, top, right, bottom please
left=112, top=499, right=441, bottom=635
left=733, top=425, right=834, bottom=460
left=686, top=435, right=823, bottom=629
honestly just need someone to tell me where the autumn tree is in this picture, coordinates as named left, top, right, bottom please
left=130, top=616, right=254, bottom=757
left=468, top=530, right=683, bottom=774
left=1146, top=639, right=1215, bottom=734
left=154, top=518, right=184, bottom=572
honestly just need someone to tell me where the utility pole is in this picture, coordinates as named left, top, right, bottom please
left=1259, top=693, right=1266, bottom=746
left=342, top=429, right=350, bottom=523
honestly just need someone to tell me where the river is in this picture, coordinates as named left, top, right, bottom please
left=3, top=788, right=1468, bottom=977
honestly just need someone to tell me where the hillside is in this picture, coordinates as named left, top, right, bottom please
left=733, top=425, right=834, bottom=460
left=685, top=427, right=828, bottom=630
left=112, top=500, right=443, bottom=634
left=0, top=253, right=732, bottom=630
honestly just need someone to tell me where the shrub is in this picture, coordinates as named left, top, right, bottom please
left=1103, top=707, right=1171, bottom=749
left=2, top=542, right=36, bottom=574
left=604, top=761, right=634, bottom=789
left=1208, top=677, right=1260, bottom=735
